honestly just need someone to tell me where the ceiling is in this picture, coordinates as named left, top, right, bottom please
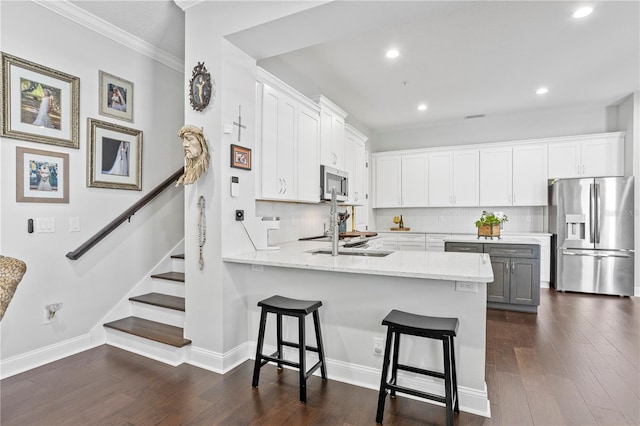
left=72, top=1, right=639, bottom=133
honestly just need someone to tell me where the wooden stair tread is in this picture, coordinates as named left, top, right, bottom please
left=129, top=293, right=185, bottom=311
left=171, top=254, right=184, bottom=260
left=104, top=317, right=191, bottom=347
left=150, top=271, right=184, bottom=282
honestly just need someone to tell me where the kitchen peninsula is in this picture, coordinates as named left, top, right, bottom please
left=223, top=241, right=494, bottom=416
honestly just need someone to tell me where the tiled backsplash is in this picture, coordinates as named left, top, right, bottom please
left=256, top=201, right=336, bottom=244
left=257, top=201, right=546, bottom=244
left=373, top=206, right=546, bottom=234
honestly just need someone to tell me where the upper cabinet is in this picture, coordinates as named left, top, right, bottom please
left=372, top=152, right=429, bottom=208
left=312, top=95, right=348, bottom=170
left=428, top=149, right=479, bottom=207
left=480, top=143, right=548, bottom=206
left=259, top=83, right=297, bottom=201
left=401, top=153, right=429, bottom=207
left=373, top=155, right=402, bottom=208
left=256, top=69, right=320, bottom=203
left=548, top=132, right=624, bottom=179
left=345, top=124, right=368, bottom=206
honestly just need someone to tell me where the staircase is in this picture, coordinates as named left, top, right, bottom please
left=103, top=253, right=191, bottom=365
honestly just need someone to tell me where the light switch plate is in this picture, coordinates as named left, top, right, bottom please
left=69, top=217, right=80, bottom=232
left=36, top=217, right=55, bottom=233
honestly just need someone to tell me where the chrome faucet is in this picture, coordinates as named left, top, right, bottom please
left=330, top=187, right=339, bottom=256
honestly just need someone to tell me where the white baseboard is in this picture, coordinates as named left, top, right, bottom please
left=188, top=342, right=250, bottom=374
left=192, top=341, right=491, bottom=418
left=0, top=333, right=98, bottom=379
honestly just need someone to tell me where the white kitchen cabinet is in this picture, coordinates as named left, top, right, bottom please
left=401, top=153, right=429, bottom=207
left=297, top=102, right=321, bottom=203
left=376, top=232, right=426, bottom=251
left=313, top=95, right=348, bottom=170
left=480, top=147, right=512, bottom=206
left=260, top=83, right=297, bottom=201
left=512, top=144, right=548, bottom=205
left=548, top=132, right=624, bottom=179
left=257, top=68, right=321, bottom=203
left=373, top=155, right=402, bottom=208
left=480, top=144, right=547, bottom=206
left=345, top=124, right=368, bottom=206
left=428, top=149, right=479, bottom=207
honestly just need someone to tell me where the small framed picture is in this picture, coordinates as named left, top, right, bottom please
left=1, top=53, right=80, bottom=148
left=16, top=146, right=69, bottom=203
left=87, top=118, right=142, bottom=190
left=99, top=71, right=133, bottom=122
left=230, top=144, right=251, bottom=170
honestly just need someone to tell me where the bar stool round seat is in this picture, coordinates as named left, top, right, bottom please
left=251, top=295, right=328, bottom=403
left=376, top=309, right=460, bottom=426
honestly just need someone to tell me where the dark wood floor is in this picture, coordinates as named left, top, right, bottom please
left=1, top=289, right=638, bottom=425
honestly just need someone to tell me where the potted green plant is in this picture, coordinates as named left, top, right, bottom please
left=475, top=211, right=508, bottom=239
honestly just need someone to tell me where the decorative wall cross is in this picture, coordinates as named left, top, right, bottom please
left=233, top=105, right=246, bottom=142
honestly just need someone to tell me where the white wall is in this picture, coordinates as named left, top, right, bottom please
left=181, top=1, right=323, bottom=371
left=371, top=104, right=609, bottom=153
left=0, top=2, right=184, bottom=363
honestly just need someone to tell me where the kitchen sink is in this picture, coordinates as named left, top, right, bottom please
left=308, top=249, right=392, bottom=257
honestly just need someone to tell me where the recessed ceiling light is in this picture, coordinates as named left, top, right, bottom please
left=573, top=7, right=593, bottom=18
left=386, top=49, right=399, bottom=59
left=536, top=87, right=549, bottom=95
left=418, top=104, right=427, bottom=111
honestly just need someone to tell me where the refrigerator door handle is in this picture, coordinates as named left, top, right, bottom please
left=563, top=251, right=633, bottom=259
left=589, top=183, right=595, bottom=243
left=594, top=183, right=601, bottom=244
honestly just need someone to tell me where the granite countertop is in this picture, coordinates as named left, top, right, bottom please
left=223, top=241, right=494, bottom=282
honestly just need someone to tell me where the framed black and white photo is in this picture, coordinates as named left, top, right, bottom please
left=1, top=53, right=79, bottom=148
left=99, top=71, right=133, bottom=122
left=16, top=146, right=69, bottom=203
left=87, top=118, right=142, bottom=190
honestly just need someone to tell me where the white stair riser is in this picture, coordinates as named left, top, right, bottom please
left=153, top=280, right=185, bottom=297
left=171, top=257, right=185, bottom=274
left=131, top=302, right=185, bottom=327
left=105, top=329, right=188, bottom=366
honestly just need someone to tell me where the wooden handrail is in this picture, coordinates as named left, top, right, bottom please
left=66, top=167, right=184, bottom=260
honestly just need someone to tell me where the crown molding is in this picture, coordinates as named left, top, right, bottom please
left=33, top=0, right=184, bottom=72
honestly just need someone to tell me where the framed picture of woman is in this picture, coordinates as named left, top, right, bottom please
left=87, top=118, right=142, bottom=190
left=98, top=71, right=133, bottom=122
left=1, top=53, right=80, bottom=148
left=16, top=146, right=69, bottom=203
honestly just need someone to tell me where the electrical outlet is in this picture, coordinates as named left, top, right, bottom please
left=235, top=210, right=244, bottom=221
left=373, top=337, right=384, bottom=357
left=456, top=281, right=478, bottom=293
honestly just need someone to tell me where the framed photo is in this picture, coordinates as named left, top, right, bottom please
left=87, top=118, right=142, bottom=190
left=1, top=53, right=80, bottom=148
left=16, top=146, right=69, bottom=203
left=99, top=71, right=133, bottom=122
left=230, top=144, right=251, bottom=170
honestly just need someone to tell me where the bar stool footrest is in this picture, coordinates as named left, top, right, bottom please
left=281, top=340, right=320, bottom=354
left=259, top=355, right=300, bottom=369
left=397, top=363, right=446, bottom=380
left=386, top=383, right=446, bottom=405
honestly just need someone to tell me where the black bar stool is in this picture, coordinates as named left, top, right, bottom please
left=251, top=295, right=327, bottom=403
left=376, top=309, right=460, bottom=426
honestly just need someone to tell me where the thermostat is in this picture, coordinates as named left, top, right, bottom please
left=231, top=176, right=239, bottom=197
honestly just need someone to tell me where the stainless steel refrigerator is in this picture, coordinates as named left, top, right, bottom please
left=549, top=177, right=634, bottom=296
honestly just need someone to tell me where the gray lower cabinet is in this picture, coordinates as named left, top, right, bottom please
left=445, top=242, right=540, bottom=313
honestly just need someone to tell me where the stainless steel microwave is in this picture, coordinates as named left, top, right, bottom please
left=320, top=165, right=348, bottom=202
